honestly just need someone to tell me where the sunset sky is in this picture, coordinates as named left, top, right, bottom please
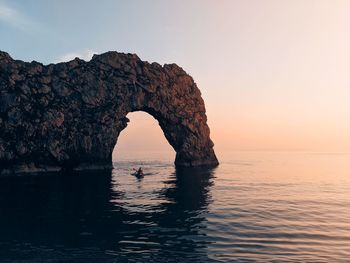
left=1, top=0, right=350, bottom=154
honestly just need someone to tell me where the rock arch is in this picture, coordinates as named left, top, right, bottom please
left=0, top=51, right=218, bottom=174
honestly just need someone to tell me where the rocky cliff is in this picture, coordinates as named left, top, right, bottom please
left=0, top=50, right=218, bottom=174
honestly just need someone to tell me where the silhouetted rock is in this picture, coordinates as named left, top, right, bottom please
left=0, top=51, right=218, bottom=174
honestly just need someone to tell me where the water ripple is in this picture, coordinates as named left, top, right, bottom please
left=0, top=153, right=350, bottom=262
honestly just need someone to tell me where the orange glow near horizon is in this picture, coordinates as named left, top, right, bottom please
left=114, top=107, right=350, bottom=156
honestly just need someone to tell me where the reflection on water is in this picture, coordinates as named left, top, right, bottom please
left=0, top=164, right=215, bottom=262
left=1, top=152, right=350, bottom=262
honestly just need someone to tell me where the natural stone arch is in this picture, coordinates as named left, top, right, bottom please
left=0, top=51, right=218, bottom=174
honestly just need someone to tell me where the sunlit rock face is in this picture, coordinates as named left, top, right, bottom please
left=0, top=50, right=218, bottom=174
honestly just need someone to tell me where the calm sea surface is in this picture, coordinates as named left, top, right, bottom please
left=0, top=152, right=350, bottom=262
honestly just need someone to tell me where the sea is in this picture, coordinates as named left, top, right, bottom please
left=0, top=151, right=350, bottom=262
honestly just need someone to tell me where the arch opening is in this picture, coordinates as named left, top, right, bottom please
left=112, top=111, right=175, bottom=162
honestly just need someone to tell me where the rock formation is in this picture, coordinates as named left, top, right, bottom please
left=0, top=50, right=218, bottom=174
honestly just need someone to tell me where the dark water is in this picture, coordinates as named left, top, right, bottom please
left=1, top=152, right=350, bottom=262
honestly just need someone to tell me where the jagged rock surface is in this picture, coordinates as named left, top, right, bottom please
left=0, top=50, right=218, bottom=174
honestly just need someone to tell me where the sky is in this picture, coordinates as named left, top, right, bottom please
left=1, top=0, right=350, bottom=154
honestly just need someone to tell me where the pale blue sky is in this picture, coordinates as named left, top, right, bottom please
left=1, top=0, right=350, bottom=152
